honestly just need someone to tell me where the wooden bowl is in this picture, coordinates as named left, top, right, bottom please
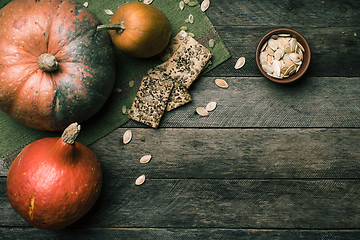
left=256, top=28, right=311, bottom=84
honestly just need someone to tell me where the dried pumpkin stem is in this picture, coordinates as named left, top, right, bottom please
left=38, top=53, right=59, bottom=72
left=97, top=22, right=125, bottom=34
left=61, top=123, right=81, bottom=145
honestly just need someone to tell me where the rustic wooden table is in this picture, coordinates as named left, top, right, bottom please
left=1, top=0, right=360, bottom=239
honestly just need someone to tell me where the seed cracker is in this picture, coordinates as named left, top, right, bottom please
left=160, top=30, right=189, bottom=61
left=166, top=82, right=192, bottom=111
left=165, top=34, right=212, bottom=89
left=128, top=74, right=174, bottom=128
left=148, top=62, right=193, bottom=111
left=147, top=61, right=169, bottom=78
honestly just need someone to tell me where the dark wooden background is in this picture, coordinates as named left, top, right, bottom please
left=1, top=0, right=360, bottom=239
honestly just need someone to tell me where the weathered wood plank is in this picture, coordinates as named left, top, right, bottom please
left=123, top=77, right=360, bottom=128
left=0, top=227, right=359, bottom=240
left=207, top=26, right=360, bottom=77
left=206, top=0, right=360, bottom=28
left=2, top=128, right=359, bottom=178
left=96, top=128, right=360, bottom=179
left=1, top=178, right=359, bottom=228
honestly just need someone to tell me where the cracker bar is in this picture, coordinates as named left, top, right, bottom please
left=148, top=62, right=193, bottom=111
left=166, top=35, right=212, bottom=89
left=166, top=82, right=192, bottom=111
left=159, top=30, right=189, bottom=61
left=147, top=61, right=169, bottom=78
left=128, top=75, right=174, bottom=128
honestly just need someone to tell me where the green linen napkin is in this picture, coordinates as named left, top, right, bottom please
left=0, top=0, right=231, bottom=164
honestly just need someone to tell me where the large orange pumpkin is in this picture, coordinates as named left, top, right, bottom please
left=0, top=0, right=115, bottom=131
left=7, top=123, right=102, bottom=230
left=99, top=2, right=171, bottom=58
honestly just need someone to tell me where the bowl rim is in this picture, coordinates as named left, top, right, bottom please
left=256, top=28, right=311, bottom=84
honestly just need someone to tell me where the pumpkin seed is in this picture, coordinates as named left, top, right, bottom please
left=122, top=105, right=127, bottom=114
left=209, top=39, right=215, bottom=48
left=188, top=14, right=194, bottom=24
left=234, top=57, right=246, bottom=69
left=284, top=64, right=296, bottom=76
left=278, top=33, right=291, bottom=37
left=143, top=0, right=153, bottom=4
left=188, top=1, right=198, bottom=7
left=290, top=38, right=297, bottom=52
left=184, top=0, right=190, bottom=4
left=137, top=134, right=146, bottom=142
left=135, top=175, right=146, bottom=185
left=297, top=42, right=305, bottom=52
left=188, top=32, right=195, bottom=38
left=104, top=9, right=113, bottom=15
left=129, top=80, right=135, bottom=88
left=215, top=78, right=229, bottom=88
left=268, top=38, right=278, bottom=51
left=123, top=130, right=132, bottom=144
left=113, top=88, right=122, bottom=93
left=206, top=101, right=217, bottom=112
left=201, top=0, right=210, bottom=11
left=262, top=64, right=273, bottom=74
left=140, top=155, right=152, bottom=164
left=83, top=2, right=89, bottom=7
left=179, top=1, right=185, bottom=10
left=196, top=107, right=209, bottom=116
left=180, top=26, right=188, bottom=31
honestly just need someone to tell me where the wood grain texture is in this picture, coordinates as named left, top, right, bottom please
left=207, top=26, right=360, bottom=77
left=95, top=128, right=360, bottom=179
left=2, top=128, right=359, bottom=178
left=1, top=0, right=359, bottom=238
left=1, top=228, right=360, bottom=240
left=123, top=77, right=360, bottom=128
left=2, top=178, right=360, bottom=228
left=206, top=0, right=360, bottom=28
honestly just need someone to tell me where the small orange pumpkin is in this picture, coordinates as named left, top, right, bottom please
left=98, top=2, right=171, bottom=58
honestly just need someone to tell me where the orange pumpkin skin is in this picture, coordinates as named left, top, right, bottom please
left=6, top=124, right=102, bottom=230
left=109, top=2, right=171, bottom=58
left=0, top=0, right=115, bottom=131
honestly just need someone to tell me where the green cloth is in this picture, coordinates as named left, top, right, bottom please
left=0, top=0, right=231, bottom=160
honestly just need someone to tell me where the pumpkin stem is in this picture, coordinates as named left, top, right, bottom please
left=38, top=53, right=59, bottom=72
left=97, top=22, right=125, bottom=34
left=61, top=123, right=81, bottom=145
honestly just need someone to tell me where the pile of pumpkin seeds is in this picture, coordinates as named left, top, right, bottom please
left=259, top=34, right=305, bottom=79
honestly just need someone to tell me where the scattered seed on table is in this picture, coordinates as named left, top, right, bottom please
left=179, top=1, right=185, bottom=10
left=137, top=134, right=146, bottom=142
left=129, top=80, right=135, bottom=88
left=143, top=0, right=153, bottom=4
left=196, top=107, right=209, bottom=116
left=215, top=78, right=229, bottom=88
left=104, top=9, right=113, bottom=15
left=235, top=57, right=246, bottom=69
left=83, top=2, right=88, bottom=7
left=135, top=175, right=146, bottom=185
left=180, top=26, right=188, bottom=31
left=122, top=106, right=127, bottom=114
left=140, top=155, right=152, bottom=164
left=188, top=14, right=194, bottom=24
left=123, top=130, right=132, bottom=144
left=206, top=102, right=217, bottom=112
left=201, top=0, right=210, bottom=11
left=209, top=39, right=215, bottom=48
left=188, top=1, right=198, bottom=7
